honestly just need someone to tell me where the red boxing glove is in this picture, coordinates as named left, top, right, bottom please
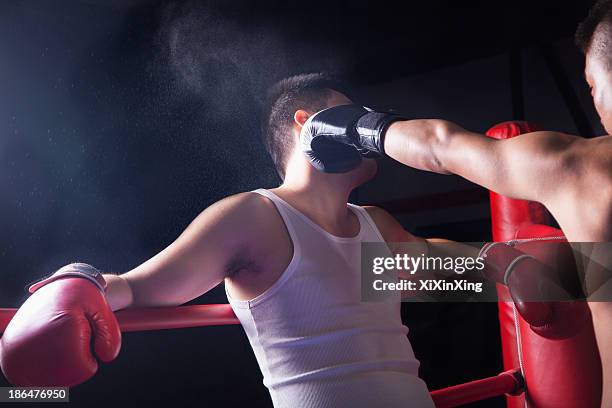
left=480, top=241, right=586, bottom=339
left=0, top=264, right=121, bottom=386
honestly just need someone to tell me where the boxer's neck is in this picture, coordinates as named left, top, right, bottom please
left=278, top=161, right=357, bottom=227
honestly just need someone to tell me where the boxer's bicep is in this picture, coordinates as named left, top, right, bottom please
left=121, top=193, right=256, bottom=307
left=446, top=130, right=578, bottom=202
left=441, top=128, right=512, bottom=193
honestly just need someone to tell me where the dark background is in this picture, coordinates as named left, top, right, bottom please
left=0, top=0, right=604, bottom=406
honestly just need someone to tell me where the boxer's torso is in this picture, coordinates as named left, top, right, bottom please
left=223, top=189, right=433, bottom=408
left=547, top=135, right=612, bottom=242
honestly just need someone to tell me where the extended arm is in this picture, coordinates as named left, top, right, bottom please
left=0, top=193, right=258, bottom=387
left=365, top=206, right=481, bottom=275
left=105, top=193, right=258, bottom=310
left=364, top=206, right=584, bottom=337
left=383, top=120, right=581, bottom=203
left=299, top=105, right=583, bottom=204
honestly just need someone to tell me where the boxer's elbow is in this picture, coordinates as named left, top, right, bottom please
left=429, top=120, right=459, bottom=174
left=385, top=119, right=456, bottom=173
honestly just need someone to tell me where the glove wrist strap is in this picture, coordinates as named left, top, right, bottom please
left=28, top=263, right=106, bottom=293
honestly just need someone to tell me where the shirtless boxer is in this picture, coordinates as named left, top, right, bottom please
left=297, top=1, right=612, bottom=405
left=0, top=73, right=438, bottom=407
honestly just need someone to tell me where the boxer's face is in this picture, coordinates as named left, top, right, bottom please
left=585, top=52, right=612, bottom=134
left=323, top=91, right=378, bottom=185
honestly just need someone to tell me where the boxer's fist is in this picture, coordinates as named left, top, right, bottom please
left=481, top=241, right=587, bottom=339
left=300, top=104, right=404, bottom=173
left=0, top=274, right=121, bottom=386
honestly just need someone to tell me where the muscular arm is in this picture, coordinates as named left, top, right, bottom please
left=384, top=120, right=581, bottom=203
left=104, top=193, right=259, bottom=310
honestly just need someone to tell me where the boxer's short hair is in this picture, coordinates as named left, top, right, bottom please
left=261, top=73, right=350, bottom=179
left=575, top=0, right=612, bottom=66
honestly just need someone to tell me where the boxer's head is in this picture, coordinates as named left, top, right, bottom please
left=576, top=0, right=612, bottom=134
left=261, top=73, right=377, bottom=185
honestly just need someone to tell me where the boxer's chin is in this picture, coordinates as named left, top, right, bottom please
left=351, top=158, right=378, bottom=186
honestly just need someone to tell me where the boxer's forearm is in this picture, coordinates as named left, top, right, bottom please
left=103, top=274, right=134, bottom=311
left=426, top=238, right=481, bottom=260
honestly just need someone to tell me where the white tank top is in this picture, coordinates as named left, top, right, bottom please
left=226, top=189, right=434, bottom=408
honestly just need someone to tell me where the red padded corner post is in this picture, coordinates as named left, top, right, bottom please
left=485, top=121, right=601, bottom=408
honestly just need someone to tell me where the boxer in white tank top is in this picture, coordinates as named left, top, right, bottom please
left=226, top=189, right=433, bottom=408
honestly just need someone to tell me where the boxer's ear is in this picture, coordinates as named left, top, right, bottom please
left=294, top=109, right=310, bottom=128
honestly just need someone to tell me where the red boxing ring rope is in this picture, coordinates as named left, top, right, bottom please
left=0, top=305, right=523, bottom=407
left=0, top=305, right=239, bottom=334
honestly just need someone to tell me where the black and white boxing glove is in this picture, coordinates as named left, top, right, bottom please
left=300, top=104, right=405, bottom=173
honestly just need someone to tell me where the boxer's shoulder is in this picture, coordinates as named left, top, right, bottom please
left=215, top=191, right=292, bottom=238
left=512, top=132, right=608, bottom=190
left=221, top=192, right=294, bottom=297
left=362, top=206, right=419, bottom=243
left=203, top=191, right=280, bottom=221
left=190, top=192, right=286, bottom=247
left=553, top=135, right=612, bottom=191
left=544, top=136, right=612, bottom=240
left=194, top=192, right=292, bottom=272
